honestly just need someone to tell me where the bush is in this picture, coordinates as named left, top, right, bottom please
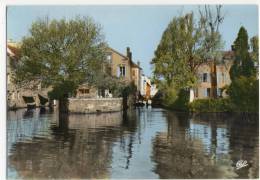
left=189, top=98, right=232, bottom=112
left=227, top=76, right=259, bottom=113
left=171, top=89, right=190, bottom=111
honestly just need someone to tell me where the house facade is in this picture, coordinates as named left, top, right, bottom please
left=194, top=51, right=234, bottom=99
left=7, top=41, right=51, bottom=109
left=76, top=47, right=142, bottom=98
left=131, top=61, right=142, bottom=92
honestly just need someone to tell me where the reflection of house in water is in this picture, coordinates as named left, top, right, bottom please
left=152, top=112, right=259, bottom=179
left=8, top=109, right=139, bottom=179
left=7, top=109, right=56, bottom=156
left=191, top=113, right=259, bottom=178
left=152, top=132, right=237, bottom=178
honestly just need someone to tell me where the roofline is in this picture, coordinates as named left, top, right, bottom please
left=107, top=47, right=129, bottom=60
left=108, top=46, right=143, bottom=69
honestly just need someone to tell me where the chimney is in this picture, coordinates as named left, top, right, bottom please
left=126, top=47, right=132, bottom=61
left=137, top=61, right=140, bottom=67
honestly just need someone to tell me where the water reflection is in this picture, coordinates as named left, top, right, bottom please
left=152, top=112, right=259, bottom=179
left=8, top=109, right=140, bottom=179
left=7, top=108, right=259, bottom=179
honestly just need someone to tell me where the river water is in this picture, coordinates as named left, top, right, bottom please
left=7, top=107, right=259, bottom=179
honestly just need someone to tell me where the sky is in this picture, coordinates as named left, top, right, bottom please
left=7, top=5, right=259, bottom=76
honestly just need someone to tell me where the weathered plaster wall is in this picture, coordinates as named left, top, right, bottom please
left=68, top=98, right=123, bottom=114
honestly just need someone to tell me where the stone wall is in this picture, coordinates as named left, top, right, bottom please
left=7, top=84, right=51, bottom=109
left=68, top=98, right=123, bottom=114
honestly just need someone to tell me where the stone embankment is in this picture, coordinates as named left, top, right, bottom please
left=68, top=98, right=123, bottom=114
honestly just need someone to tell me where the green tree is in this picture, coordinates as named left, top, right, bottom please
left=228, top=76, right=258, bottom=112
left=228, top=27, right=258, bottom=113
left=230, top=26, right=255, bottom=80
left=151, top=13, right=206, bottom=103
left=199, top=5, right=224, bottom=98
left=152, top=7, right=224, bottom=105
left=15, top=16, right=108, bottom=112
left=250, top=36, right=259, bottom=63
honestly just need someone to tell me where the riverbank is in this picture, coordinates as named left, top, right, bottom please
left=153, top=98, right=259, bottom=114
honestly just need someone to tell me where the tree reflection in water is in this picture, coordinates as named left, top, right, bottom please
left=8, top=110, right=139, bottom=179
left=152, top=112, right=258, bottom=179
left=7, top=108, right=259, bottom=179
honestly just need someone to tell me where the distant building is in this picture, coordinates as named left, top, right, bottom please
left=140, top=75, right=158, bottom=100
left=194, top=51, right=234, bottom=99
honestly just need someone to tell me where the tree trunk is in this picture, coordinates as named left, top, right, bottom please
left=210, top=60, right=218, bottom=98
left=58, top=94, right=69, bottom=113
left=189, top=88, right=195, bottom=103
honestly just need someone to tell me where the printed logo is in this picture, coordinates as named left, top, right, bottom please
left=236, top=160, right=248, bottom=170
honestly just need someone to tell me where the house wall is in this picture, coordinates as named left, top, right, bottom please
left=195, top=61, right=232, bottom=99
left=107, top=48, right=132, bottom=83
left=145, top=83, right=151, bottom=99
left=131, top=67, right=141, bottom=91
left=7, top=45, right=51, bottom=110
left=76, top=84, right=98, bottom=98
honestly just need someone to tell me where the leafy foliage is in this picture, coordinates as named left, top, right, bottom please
left=228, top=27, right=258, bottom=113
left=151, top=13, right=205, bottom=89
left=227, top=76, right=258, bottom=113
left=250, top=36, right=259, bottom=63
left=230, top=27, right=256, bottom=80
left=189, top=98, right=232, bottom=112
left=15, top=16, right=108, bottom=100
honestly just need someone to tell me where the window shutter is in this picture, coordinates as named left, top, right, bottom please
left=117, top=66, right=120, bottom=77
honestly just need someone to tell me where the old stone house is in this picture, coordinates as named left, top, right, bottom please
left=7, top=41, right=51, bottom=109
left=76, top=47, right=142, bottom=98
left=194, top=51, right=234, bottom=99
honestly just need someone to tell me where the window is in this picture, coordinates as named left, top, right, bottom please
left=207, top=88, right=211, bottom=97
left=107, top=54, right=112, bottom=63
left=79, top=89, right=89, bottom=94
left=117, top=65, right=126, bottom=77
left=204, top=88, right=210, bottom=97
left=203, top=73, right=208, bottom=82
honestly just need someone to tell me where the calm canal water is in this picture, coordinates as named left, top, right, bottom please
left=7, top=107, right=259, bottom=179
